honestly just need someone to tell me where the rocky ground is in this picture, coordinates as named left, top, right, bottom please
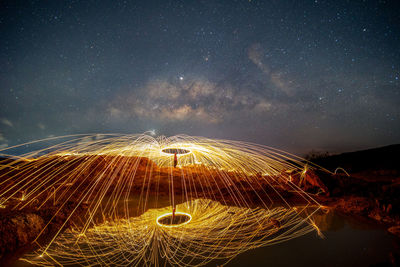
left=315, top=171, right=400, bottom=234
left=0, top=201, right=88, bottom=265
left=309, top=144, right=400, bottom=239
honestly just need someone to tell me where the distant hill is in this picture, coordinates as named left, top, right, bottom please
left=310, top=144, right=400, bottom=173
left=1, top=145, right=399, bottom=174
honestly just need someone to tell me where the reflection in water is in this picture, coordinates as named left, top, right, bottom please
left=21, top=200, right=318, bottom=266
left=14, top=207, right=399, bottom=267
left=310, top=207, right=344, bottom=232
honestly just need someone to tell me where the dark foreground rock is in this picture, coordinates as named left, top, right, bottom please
left=0, top=202, right=86, bottom=265
left=0, top=212, right=44, bottom=261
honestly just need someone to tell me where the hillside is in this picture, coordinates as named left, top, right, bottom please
left=310, top=144, right=400, bottom=178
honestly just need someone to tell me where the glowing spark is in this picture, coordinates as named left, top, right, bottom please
left=0, top=133, right=324, bottom=266
left=310, top=219, right=325, bottom=239
left=0, top=198, right=6, bottom=209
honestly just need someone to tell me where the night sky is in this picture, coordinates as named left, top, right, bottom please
left=1, top=0, right=399, bottom=155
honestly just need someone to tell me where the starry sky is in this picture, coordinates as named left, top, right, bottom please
left=0, top=0, right=399, bottom=155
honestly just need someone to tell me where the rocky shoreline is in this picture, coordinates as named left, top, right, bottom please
left=315, top=170, right=400, bottom=238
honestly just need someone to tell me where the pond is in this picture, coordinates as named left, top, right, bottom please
left=225, top=211, right=398, bottom=267
left=12, top=205, right=398, bottom=267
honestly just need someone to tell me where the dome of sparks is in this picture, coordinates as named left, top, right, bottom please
left=0, top=133, right=324, bottom=266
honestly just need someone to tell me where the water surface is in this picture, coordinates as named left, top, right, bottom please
left=224, top=211, right=398, bottom=267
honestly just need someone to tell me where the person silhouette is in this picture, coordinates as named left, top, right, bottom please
left=174, top=152, right=177, bottom=168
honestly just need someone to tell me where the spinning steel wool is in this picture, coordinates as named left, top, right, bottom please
left=0, top=134, right=323, bottom=266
